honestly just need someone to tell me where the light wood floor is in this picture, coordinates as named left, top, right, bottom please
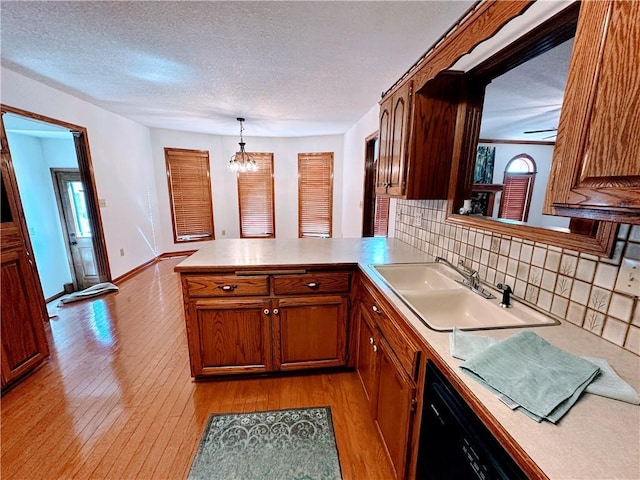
left=1, top=257, right=395, bottom=480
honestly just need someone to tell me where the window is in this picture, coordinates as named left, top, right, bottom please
left=373, top=195, right=390, bottom=237
left=164, top=147, right=214, bottom=243
left=298, top=152, right=333, bottom=238
left=237, top=152, right=275, bottom=238
left=498, top=154, right=536, bottom=222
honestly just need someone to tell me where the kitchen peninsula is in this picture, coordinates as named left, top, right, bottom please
left=175, top=237, right=640, bottom=480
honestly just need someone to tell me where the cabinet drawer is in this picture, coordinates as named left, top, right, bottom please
left=184, top=275, right=269, bottom=297
left=273, top=272, right=351, bottom=295
left=361, top=285, right=420, bottom=379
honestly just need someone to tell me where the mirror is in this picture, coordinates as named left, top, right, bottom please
left=446, top=2, right=616, bottom=256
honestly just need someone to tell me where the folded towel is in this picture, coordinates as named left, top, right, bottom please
left=461, top=331, right=600, bottom=423
left=583, top=357, right=640, bottom=405
left=450, top=328, right=498, bottom=360
left=450, top=330, right=640, bottom=406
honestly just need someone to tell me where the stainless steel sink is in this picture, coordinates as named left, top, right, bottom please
left=371, top=263, right=559, bottom=331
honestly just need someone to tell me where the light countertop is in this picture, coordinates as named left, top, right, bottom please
left=176, top=237, right=640, bottom=480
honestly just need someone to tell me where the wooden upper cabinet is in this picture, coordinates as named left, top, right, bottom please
left=544, top=0, right=640, bottom=223
left=377, top=72, right=462, bottom=199
left=376, top=81, right=412, bottom=196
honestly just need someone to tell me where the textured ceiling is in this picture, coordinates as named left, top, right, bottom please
left=1, top=0, right=476, bottom=137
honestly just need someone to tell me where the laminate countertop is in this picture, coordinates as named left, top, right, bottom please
left=176, top=237, right=640, bottom=480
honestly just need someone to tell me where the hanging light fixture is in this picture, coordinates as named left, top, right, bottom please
left=227, top=117, right=258, bottom=173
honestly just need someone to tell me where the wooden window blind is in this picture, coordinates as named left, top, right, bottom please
left=164, top=147, right=214, bottom=243
left=498, top=173, right=535, bottom=222
left=373, top=195, right=390, bottom=237
left=298, top=152, right=333, bottom=238
left=237, top=153, right=275, bottom=238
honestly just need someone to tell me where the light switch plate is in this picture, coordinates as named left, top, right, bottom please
left=614, top=258, right=640, bottom=297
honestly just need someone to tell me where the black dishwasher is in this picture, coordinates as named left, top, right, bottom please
left=416, top=360, right=528, bottom=480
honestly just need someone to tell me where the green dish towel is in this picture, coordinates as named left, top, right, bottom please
left=461, top=331, right=600, bottom=423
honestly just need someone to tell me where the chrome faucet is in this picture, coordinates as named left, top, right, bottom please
left=434, top=257, right=495, bottom=299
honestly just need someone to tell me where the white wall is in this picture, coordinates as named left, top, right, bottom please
left=1, top=67, right=162, bottom=279
left=7, top=133, right=74, bottom=298
left=481, top=142, right=570, bottom=229
left=341, top=104, right=380, bottom=238
left=149, top=128, right=344, bottom=252
left=2, top=66, right=376, bottom=276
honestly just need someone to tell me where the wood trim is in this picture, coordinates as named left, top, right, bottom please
left=1, top=104, right=112, bottom=283
left=446, top=213, right=616, bottom=256
left=112, top=250, right=195, bottom=284
left=112, top=257, right=158, bottom=285
left=383, top=1, right=535, bottom=100
left=479, top=138, right=555, bottom=147
left=158, top=250, right=196, bottom=259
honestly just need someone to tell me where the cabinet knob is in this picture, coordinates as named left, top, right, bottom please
left=273, top=308, right=279, bottom=315
left=263, top=309, right=270, bottom=315
left=372, top=305, right=382, bottom=314
left=304, top=282, right=319, bottom=289
left=373, top=345, right=378, bottom=353
left=218, top=285, right=238, bottom=292
left=369, top=337, right=374, bottom=345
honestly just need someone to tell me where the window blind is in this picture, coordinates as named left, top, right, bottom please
left=374, top=195, right=390, bottom=237
left=164, top=147, right=214, bottom=243
left=498, top=173, right=535, bottom=222
left=237, top=153, right=275, bottom=238
left=298, top=152, right=333, bottom=238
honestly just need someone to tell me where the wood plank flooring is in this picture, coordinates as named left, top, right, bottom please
left=1, top=257, right=395, bottom=479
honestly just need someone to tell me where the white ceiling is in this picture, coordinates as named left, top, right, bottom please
left=1, top=0, right=476, bottom=138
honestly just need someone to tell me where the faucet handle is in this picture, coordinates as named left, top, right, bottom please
left=458, top=259, right=476, bottom=275
left=496, top=283, right=513, bottom=308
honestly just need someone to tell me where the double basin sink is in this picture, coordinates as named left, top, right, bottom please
left=371, top=262, right=559, bottom=331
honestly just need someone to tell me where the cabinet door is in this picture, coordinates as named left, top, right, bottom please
left=375, top=336, right=417, bottom=480
left=1, top=247, right=50, bottom=388
left=191, top=298, right=272, bottom=376
left=355, top=306, right=379, bottom=413
left=273, top=295, right=348, bottom=371
left=544, top=0, right=640, bottom=223
left=387, top=81, right=413, bottom=197
left=376, top=97, right=392, bottom=194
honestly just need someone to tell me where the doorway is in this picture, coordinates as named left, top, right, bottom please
left=52, top=169, right=99, bottom=290
left=0, top=105, right=110, bottom=300
left=362, top=132, right=389, bottom=237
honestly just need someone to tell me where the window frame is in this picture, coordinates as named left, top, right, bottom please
left=164, top=147, right=215, bottom=243
left=498, top=154, right=537, bottom=222
left=298, top=152, right=334, bottom=239
left=237, top=152, right=276, bottom=238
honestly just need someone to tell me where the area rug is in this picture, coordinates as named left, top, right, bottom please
left=188, top=406, right=342, bottom=480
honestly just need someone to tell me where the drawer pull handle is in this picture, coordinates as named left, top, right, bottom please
left=273, top=308, right=279, bottom=315
left=369, top=337, right=374, bottom=345
left=218, top=285, right=238, bottom=291
left=304, top=282, right=320, bottom=289
left=372, top=305, right=382, bottom=314
left=263, top=309, right=270, bottom=315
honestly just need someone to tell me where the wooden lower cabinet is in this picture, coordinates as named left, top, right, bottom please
left=1, top=246, right=50, bottom=389
left=375, top=336, right=417, bottom=480
left=191, top=298, right=273, bottom=376
left=273, top=295, right=348, bottom=371
left=356, top=291, right=420, bottom=480
left=180, top=270, right=352, bottom=378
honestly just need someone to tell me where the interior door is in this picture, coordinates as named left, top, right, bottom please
left=52, top=169, right=98, bottom=290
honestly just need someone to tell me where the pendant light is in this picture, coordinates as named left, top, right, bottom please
left=227, top=117, right=258, bottom=173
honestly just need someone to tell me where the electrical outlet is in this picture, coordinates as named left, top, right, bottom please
left=615, top=259, right=640, bottom=297
left=413, top=213, right=422, bottom=227
left=119, top=248, right=125, bottom=257
left=221, top=229, right=226, bottom=236
left=99, top=198, right=107, bottom=208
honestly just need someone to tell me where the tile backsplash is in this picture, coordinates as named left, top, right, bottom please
left=393, top=199, right=640, bottom=355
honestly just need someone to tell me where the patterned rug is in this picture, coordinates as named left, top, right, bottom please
left=188, top=406, right=343, bottom=480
